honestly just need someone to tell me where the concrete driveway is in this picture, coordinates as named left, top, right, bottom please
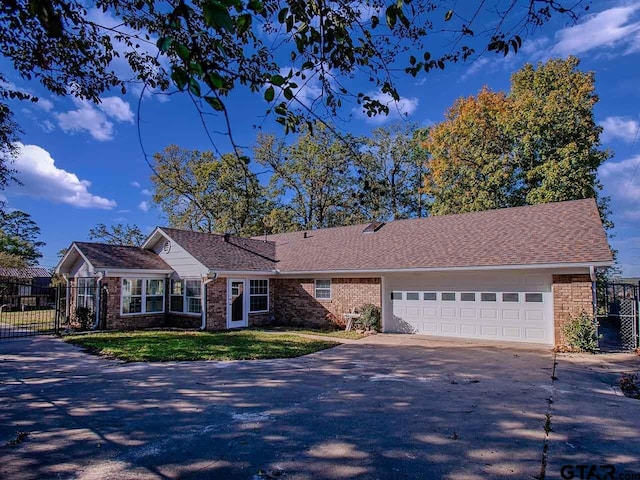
left=0, top=334, right=638, bottom=480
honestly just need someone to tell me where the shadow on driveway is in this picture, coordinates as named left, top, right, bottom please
left=1, top=335, right=559, bottom=479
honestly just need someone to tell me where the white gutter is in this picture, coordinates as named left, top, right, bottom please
left=200, top=271, right=218, bottom=330
left=590, top=266, right=598, bottom=315
left=274, top=261, right=613, bottom=276
left=92, top=271, right=105, bottom=330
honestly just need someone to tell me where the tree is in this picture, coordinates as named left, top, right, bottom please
left=0, top=251, right=27, bottom=268
left=0, top=1, right=583, bottom=153
left=88, top=223, right=146, bottom=246
left=354, top=124, right=427, bottom=221
left=151, top=145, right=270, bottom=236
left=423, top=57, right=611, bottom=226
left=254, top=123, right=355, bottom=230
left=423, top=88, right=516, bottom=215
left=0, top=210, right=44, bottom=265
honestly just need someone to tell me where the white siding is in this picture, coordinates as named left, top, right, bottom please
left=70, top=257, right=92, bottom=277
left=151, top=236, right=208, bottom=278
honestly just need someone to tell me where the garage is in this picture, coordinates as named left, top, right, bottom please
left=383, top=270, right=555, bottom=344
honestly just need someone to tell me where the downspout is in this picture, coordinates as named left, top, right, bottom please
left=589, top=266, right=597, bottom=316
left=62, top=274, right=70, bottom=321
left=92, top=271, right=104, bottom=330
left=200, top=272, right=218, bottom=330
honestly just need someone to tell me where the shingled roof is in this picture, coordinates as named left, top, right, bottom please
left=0, top=267, right=51, bottom=279
left=159, top=228, right=277, bottom=271
left=259, top=198, right=613, bottom=272
left=73, top=242, right=172, bottom=271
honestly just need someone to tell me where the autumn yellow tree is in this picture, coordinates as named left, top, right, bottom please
left=423, top=56, right=611, bottom=224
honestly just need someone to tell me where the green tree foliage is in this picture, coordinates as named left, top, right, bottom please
left=0, top=210, right=45, bottom=265
left=0, top=251, right=27, bottom=268
left=88, top=223, right=146, bottom=246
left=423, top=57, right=611, bottom=226
left=0, top=1, right=582, bottom=143
left=254, top=123, right=355, bottom=230
left=151, top=145, right=270, bottom=236
left=354, top=124, right=427, bottom=221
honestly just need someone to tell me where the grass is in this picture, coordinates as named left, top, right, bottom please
left=64, top=330, right=337, bottom=362
left=256, top=326, right=367, bottom=340
left=0, top=309, right=56, bottom=332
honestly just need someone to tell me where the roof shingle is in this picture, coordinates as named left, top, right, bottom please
left=74, top=242, right=172, bottom=271
left=258, top=198, right=613, bottom=272
left=159, top=228, right=277, bottom=271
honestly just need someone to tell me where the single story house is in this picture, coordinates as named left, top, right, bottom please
left=0, top=266, right=53, bottom=309
left=56, top=198, right=613, bottom=346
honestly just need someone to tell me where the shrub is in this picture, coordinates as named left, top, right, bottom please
left=74, top=307, right=94, bottom=331
left=354, top=304, right=381, bottom=332
left=562, top=311, right=600, bottom=353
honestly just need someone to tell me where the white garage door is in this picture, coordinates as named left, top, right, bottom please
left=385, top=272, right=554, bottom=344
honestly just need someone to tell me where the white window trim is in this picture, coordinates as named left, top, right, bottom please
left=314, top=279, right=332, bottom=300
left=76, top=277, right=96, bottom=310
left=249, top=279, right=269, bottom=313
left=121, top=278, right=165, bottom=316
left=169, top=278, right=202, bottom=316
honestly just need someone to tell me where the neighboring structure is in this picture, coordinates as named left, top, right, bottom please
left=56, top=199, right=613, bottom=346
left=0, top=267, right=53, bottom=309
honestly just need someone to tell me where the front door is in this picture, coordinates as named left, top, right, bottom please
left=227, top=279, right=248, bottom=328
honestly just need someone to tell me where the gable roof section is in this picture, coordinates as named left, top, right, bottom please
left=72, top=242, right=173, bottom=271
left=259, top=199, right=613, bottom=272
left=0, top=267, right=51, bottom=279
left=158, top=228, right=277, bottom=271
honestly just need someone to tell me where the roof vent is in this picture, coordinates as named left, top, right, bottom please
left=303, top=232, right=308, bottom=239
left=363, top=221, right=385, bottom=234
left=223, top=232, right=230, bottom=242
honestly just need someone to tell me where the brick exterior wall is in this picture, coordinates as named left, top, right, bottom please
left=101, top=277, right=166, bottom=330
left=272, top=278, right=381, bottom=329
left=552, top=274, right=594, bottom=346
left=205, top=277, right=227, bottom=330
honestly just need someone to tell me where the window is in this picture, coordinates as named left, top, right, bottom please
left=502, top=293, right=519, bottom=302
left=406, top=292, right=420, bottom=301
left=525, top=293, right=543, bottom=303
left=461, top=292, right=476, bottom=302
left=170, top=280, right=184, bottom=312
left=442, top=292, right=456, bottom=301
left=76, top=277, right=96, bottom=310
left=122, top=278, right=164, bottom=315
left=186, top=280, right=202, bottom=314
left=315, top=279, right=331, bottom=299
left=170, top=279, right=202, bottom=314
left=423, top=292, right=437, bottom=301
left=391, top=291, right=402, bottom=301
left=481, top=292, right=497, bottom=302
left=250, top=279, right=269, bottom=312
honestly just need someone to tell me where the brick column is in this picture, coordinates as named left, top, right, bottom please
left=205, top=277, right=227, bottom=330
left=552, top=274, right=593, bottom=346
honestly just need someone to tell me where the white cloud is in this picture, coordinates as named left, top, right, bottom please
left=138, top=201, right=150, bottom=212
left=141, top=189, right=152, bottom=196
left=55, top=96, right=134, bottom=141
left=6, top=143, right=116, bottom=209
left=130, top=181, right=141, bottom=188
left=551, top=5, right=640, bottom=56
left=600, top=116, right=640, bottom=143
left=56, top=99, right=114, bottom=141
left=34, top=98, right=54, bottom=112
left=39, top=120, right=55, bottom=133
left=99, top=97, right=134, bottom=123
left=599, top=155, right=640, bottom=201
left=353, top=92, right=419, bottom=125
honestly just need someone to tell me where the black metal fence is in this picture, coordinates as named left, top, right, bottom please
left=0, top=281, right=62, bottom=339
left=596, top=282, right=640, bottom=351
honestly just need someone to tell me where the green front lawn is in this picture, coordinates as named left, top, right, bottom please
left=64, top=330, right=337, bottom=362
left=0, top=309, right=56, bottom=332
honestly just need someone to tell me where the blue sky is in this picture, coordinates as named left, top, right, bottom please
left=1, top=1, right=640, bottom=275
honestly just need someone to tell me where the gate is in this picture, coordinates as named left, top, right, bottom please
left=596, top=282, right=639, bottom=351
left=0, top=280, right=62, bottom=339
